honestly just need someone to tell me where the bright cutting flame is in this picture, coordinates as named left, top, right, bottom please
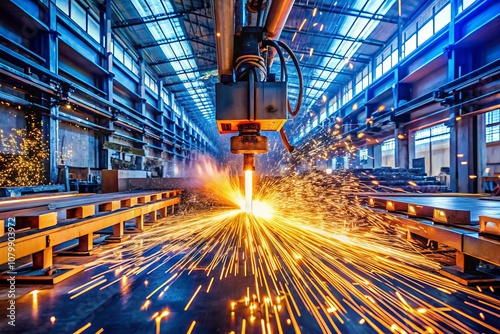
left=245, top=170, right=253, bottom=213
left=251, top=200, right=273, bottom=219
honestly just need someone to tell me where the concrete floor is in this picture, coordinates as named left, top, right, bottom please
left=1, top=210, right=500, bottom=333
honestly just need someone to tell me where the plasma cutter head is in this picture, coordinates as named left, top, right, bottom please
left=214, top=25, right=292, bottom=173
left=216, top=81, right=287, bottom=171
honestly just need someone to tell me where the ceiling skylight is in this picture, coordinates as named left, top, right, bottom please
left=302, top=0, right=396, bottom=108
left=131, top=0, right=215, bottom=124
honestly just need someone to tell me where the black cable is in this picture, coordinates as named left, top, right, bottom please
left=275, top=40, right=303, bottom=118
left=262, top=40, right=287, bottom=82
left=256, top=0, right=263, bottom=27
left=262, top=40, right=302, bottom=152
left=280, top=128, right=295, bottom=153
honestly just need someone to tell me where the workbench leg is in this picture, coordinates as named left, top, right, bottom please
left=32, top=247, right=53, bottom=269
left=113, top=221, right=124, bottom=237
left=76, top=233, right=93, bottom=252
left=136, top=215, right=144, bottom=231
left=427, top=240, right=438, bottom=250
left=160, top=207, right=167, bottom=218
left=150, top=210, right=158, bottom=222
left=456, top=250, right=476, bottom=272
left=171, top=204, right=175, bottom=215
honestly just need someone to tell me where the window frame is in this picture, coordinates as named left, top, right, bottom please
left=486, top=110, right=500, bottom=144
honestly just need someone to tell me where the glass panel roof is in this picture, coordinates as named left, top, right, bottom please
left=131, top=0, right=214, bottom=124
left=121, top=0, right=407, bottom=132
left=302, top=0, right=396, bottom=109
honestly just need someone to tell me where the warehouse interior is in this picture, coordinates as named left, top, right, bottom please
left=1, top=0, right=500, bottom=333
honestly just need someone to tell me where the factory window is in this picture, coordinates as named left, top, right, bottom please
left=88, top=16, right=100, bottom=42
left=355, top=78, right=363, bottom=96
left=404, top=34, right=417, bottom=57
left=173, top=100, right=181, bottom=116
left=56, top=0, right=101, bottom=43
left=362, top=75, right=368, bottom=90
left=486, top=110, right=500, bottom=143
left=359, top=148, right=369, bottom=163
left=329, top=97, right=337, bottom=115
left=123, top=53, right=133, bottom=69
left=131, top=62, right=140, bottom=76
left=381, top=138, right=395, bottom=152
left=113, top=40, right=139, bottom=76
left=145, top=73, right=158, bottom=94
left=320, top=109, right=327, bottom=123
left=486, top=126, right=499, bottom=143
left=113, top=43, right=124, bottom=63
left=71, top=1, right=86, bottom=29
left=435, top=4, right=451, bottom=32
left=382, top=56, right=391, bottom=75
left=355, top=67, right=371, bottom=95
left=391, top=50, right=398, bottom=68
left=56, top=0, right=69, bottom=15
left=162, top=90, right=171, bottom=107
left=312, top=118, right=319, bottom=128
left=375, top=39, right=398, bottom=77
left=381, top=138, right=395, bottom=167
left=459, top=0, right=476, bottom=13
left=418, top=20, right=434, bottom=46
left=375, top=64, right=382, bottom=80
left=414, top=123, right=450, bottom=176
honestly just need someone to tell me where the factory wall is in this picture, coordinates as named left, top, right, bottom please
left=0, top=0, right=219, bottom=186
left=296, top=0, right=500, bottom=193
left=58, top=122, right=96, bottom=168
left=487, top=144, right=500, bottom=174
left=0, top=106, right=26, bottom=136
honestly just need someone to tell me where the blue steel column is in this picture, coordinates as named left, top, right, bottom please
left=102, top=0, right=114, bottom=170
left=157, top=78, right=166, bottom=177
left=179, top=107, right=186, bottom=177
left=448, top=0, right=476, bottom=193
left=393, top=0, right=408, bottom=169
left=448, top=0, right=459, bottom=192
left=138, top=50, right=146, bottom=171
left=47, top=0, right=59, bottom=184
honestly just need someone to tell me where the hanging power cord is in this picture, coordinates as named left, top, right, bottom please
left=275, top=40, right=303, bottom=118
left=235, top=54, right=266, bottom=80
left=261, top=40, right=288, bottom=82
left=261, top=39, right=304, bottom=152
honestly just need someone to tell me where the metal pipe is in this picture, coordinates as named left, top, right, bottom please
left=243, top=153, right=255, bottom=171
left=264, top=0, right=294, bottom=40
left=245, top=0, right=272, bottom=27
left=235, top=0, right=244, bottom=34
left=211, top=0, right=235, bottom=80
left=264, top=0, right=294, bottom=66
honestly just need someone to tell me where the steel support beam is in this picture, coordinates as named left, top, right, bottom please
left=149, top=53, right=215, bottom=67
left=293, top=3, right=399, bottom=24
left=293, top=49, right=371, bottom=64
left=46, top=1, right=59, bottom=185
left=282, top=28, right=386, bottom=48
left=135, top=35, right=213, bottom=50
left=113, top=10, right=187, bottom=29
